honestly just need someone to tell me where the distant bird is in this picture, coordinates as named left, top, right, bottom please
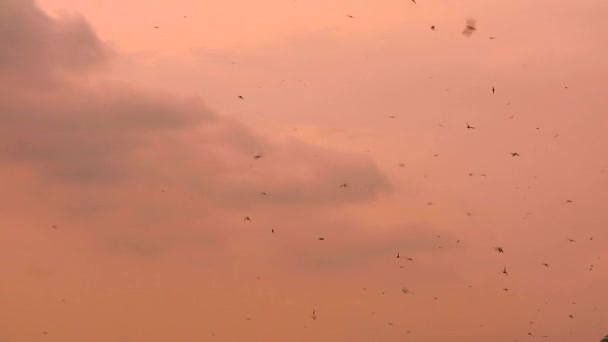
left=494, top=247, right=504, bottom=253
left=568, top=238, right=576, bottom=242
left=406, top=257, right=414, bottom=261
left=346, top=15, right=355, bottom=18
left=542, top=263, right=549, bottom=267
left=466, top=122, right=476, bottom=129
left=489, top=36, right=496, bottom=39
left=462, top=18, right=477, bottom=37
left=502, top=288, right=509, bottom=292
left=569, top=314, right=574, bottom=319
left=389, top=115, right=396, bottom=118
left=502, top=266, right=508, bottom=275
left=271, top=229, right=275, bottom=234
left=492, top=86, right=495, bottom=94
left=411, top=0, right=416, bottom=3
left=510, top=152, right=520, bottom=157
left=312, top=309, right=317, bottom=320
left=339, top=183, right=348, bottom=188
left=565, top=199, right=573, bottom=204
left=51, top=225, right=57, bottom=230
left=430, top=25, right=436, bottom=30
left=238, top=95, right=244, bottom=99
left=396, top=252, right=401, bottom=259
left=244, top=216, right=251, bottom=221
left=401, top=287, right=410, bottom=294
left=253, top=154, right=263, bottom=159
left=154, top=26, right=159, bottom=29
left=318, top=237, right=325, bottom=241
left=260, top=192, right=268, bottom=195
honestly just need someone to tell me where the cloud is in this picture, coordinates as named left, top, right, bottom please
left=0, top=0, right=392, bottom=256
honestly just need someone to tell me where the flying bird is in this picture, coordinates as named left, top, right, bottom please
left=253, top=154, right=263, bottom=159
left=396, top=252, right=400, bottom=259
left=466, top=122, right=475, bottom=129
left=318, top=237, right=325, bottom=241
left=565, top=199, right=573, bottom=203
left=462, top=18, right=477, bottom=37
left=238, top=95, right=244, bottom=99
left=411, top=0, right=416, bottom=3
left=494, top=247, right=504, bottom=253
left=312, top=309, right=317, bottom=320
left=542, top=263, right=549, bottom=267
left=510, top=152, right=520, bottom=157
left=492, top=86, right=495, bottom=94
left=260, top=192, right=268, bottom=195
left=339, top=183, right=348, bottom=188
left=244, top=216, right=251, bottom=221
left=502, top=266, right=508, bottom=275
left=430, top=25, right=436, bottom=30
left=346, top=15, right=355, bottom=18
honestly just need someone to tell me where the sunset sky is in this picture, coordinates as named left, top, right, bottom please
left=1, top=0, right=607, bottom=341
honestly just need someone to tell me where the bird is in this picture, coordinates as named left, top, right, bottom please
left=388, top=115, right=396, bottom=118
left=510, top=152, right=520, bottom=157
left=153, top=26, right=159, bottom=29
left=565, top=199, right=573, bottom=204
left=312, top=309, right=317, bottom=320
left=466, top=122, right=476, bottom=129
left=260, top=192, right=268, bottom=195
left=244, top=216, right=251, bottom=221
left=253, top=154, right=263, bottom=159
left=318, top=237, right=325, bottom=241
left=430, top=25, right=436, bottom=30
left=502, top=266, right=508, bottom=275
left=542, top=263, right=549, bottom=267
left=462, top=18, right=477, bottom=37
left=339, top=183, right=348, bottom=188
left=568, top=238, right=576, bottom=242
left=396, top=252, right=400, bottom=259
left=411, top=0, right=416, bottom=3
left=51, top=225, right=57, bottom=230
left=238, top=95, right=244, bottom=99
left=271, top=229, right=275, bottom=234
left=401, top=287, right=410, bottom=294
left=494, top=247, right=504, bottom=253
left=492, top=86, right=495, bottom=94
left=346, top=15, right=355, bottom=18
left=489, top=36, right=496, bottom=39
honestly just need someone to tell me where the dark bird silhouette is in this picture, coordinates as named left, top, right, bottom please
left=494, top=247, right=504, bottom=253
left=154, top=26, right=159, bottom=29
left=492, top=86, right=495, bottom=94
left=312, top=309, right=317, bottom=320
left=542, top=263, right=549, bottom=267
left=462, top=18, right=477, bottom=37
left=466, top=122, right=475, bottom=129
left=318, top=237, right=325, bottom=241
left=260, top=192, right=268, bottom=195
left=568, top=238, right=576, bottom=242
left=389, top=115, right=396, bottom=118
left=238, top=95, right=244, bottom=99
left=430, top=25, right=435, bottom=30
left=510, top=152, right=520, bottom=157
left=339, top=183, right=348, bottom=188
left=253, top=154, right=263, bottom=159
left=271, top=229, right=275, bottom=234
left=489, top=36, right=496, bottom=39
left=565, top=199, right=573, bottom=204
left=51, top=225, right=57, bottom=230
left=346, top=15, right=355, bottom=18
left=401, top=287, right=410, bottom=294
left=502, top=266, right=508, bottom=275
left=396, top=252, right=400, bottom=259
left=411, top=0, right=416, bottom=3
left=502, top=288, right=509, bottom=292
left=244, top=216, right=251, bottom=221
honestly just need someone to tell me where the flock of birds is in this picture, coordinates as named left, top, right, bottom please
left=40, top=4, right=605, bottom=341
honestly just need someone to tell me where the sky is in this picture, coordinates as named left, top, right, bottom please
left=1, top=0, right=607, bottom=341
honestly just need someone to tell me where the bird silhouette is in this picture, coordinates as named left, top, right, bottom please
left=339, top=183, right=348, bottom=188
left=253, top=154, right=263, bottom=159
left=346, top=15, right=355, bottom=18
left=238, top=95, right=244, bottom=99
left=502, top=266, right=508, bottom=275
left=431, top=25, right=436, bottom=30
left=510, top=152, right=520, bottom=157
left=492, top=86, right=495, bottom=94
left=466, top=122, right=476, bottom=129
left=244, top=216, right=251, bottom=221
left=494, top=247, right=504, bottom=253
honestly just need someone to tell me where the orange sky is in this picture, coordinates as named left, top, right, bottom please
left=1, top=0, right=607, bottom=341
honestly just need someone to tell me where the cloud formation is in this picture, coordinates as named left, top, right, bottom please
left=0, top=0, right=392, bottom=256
